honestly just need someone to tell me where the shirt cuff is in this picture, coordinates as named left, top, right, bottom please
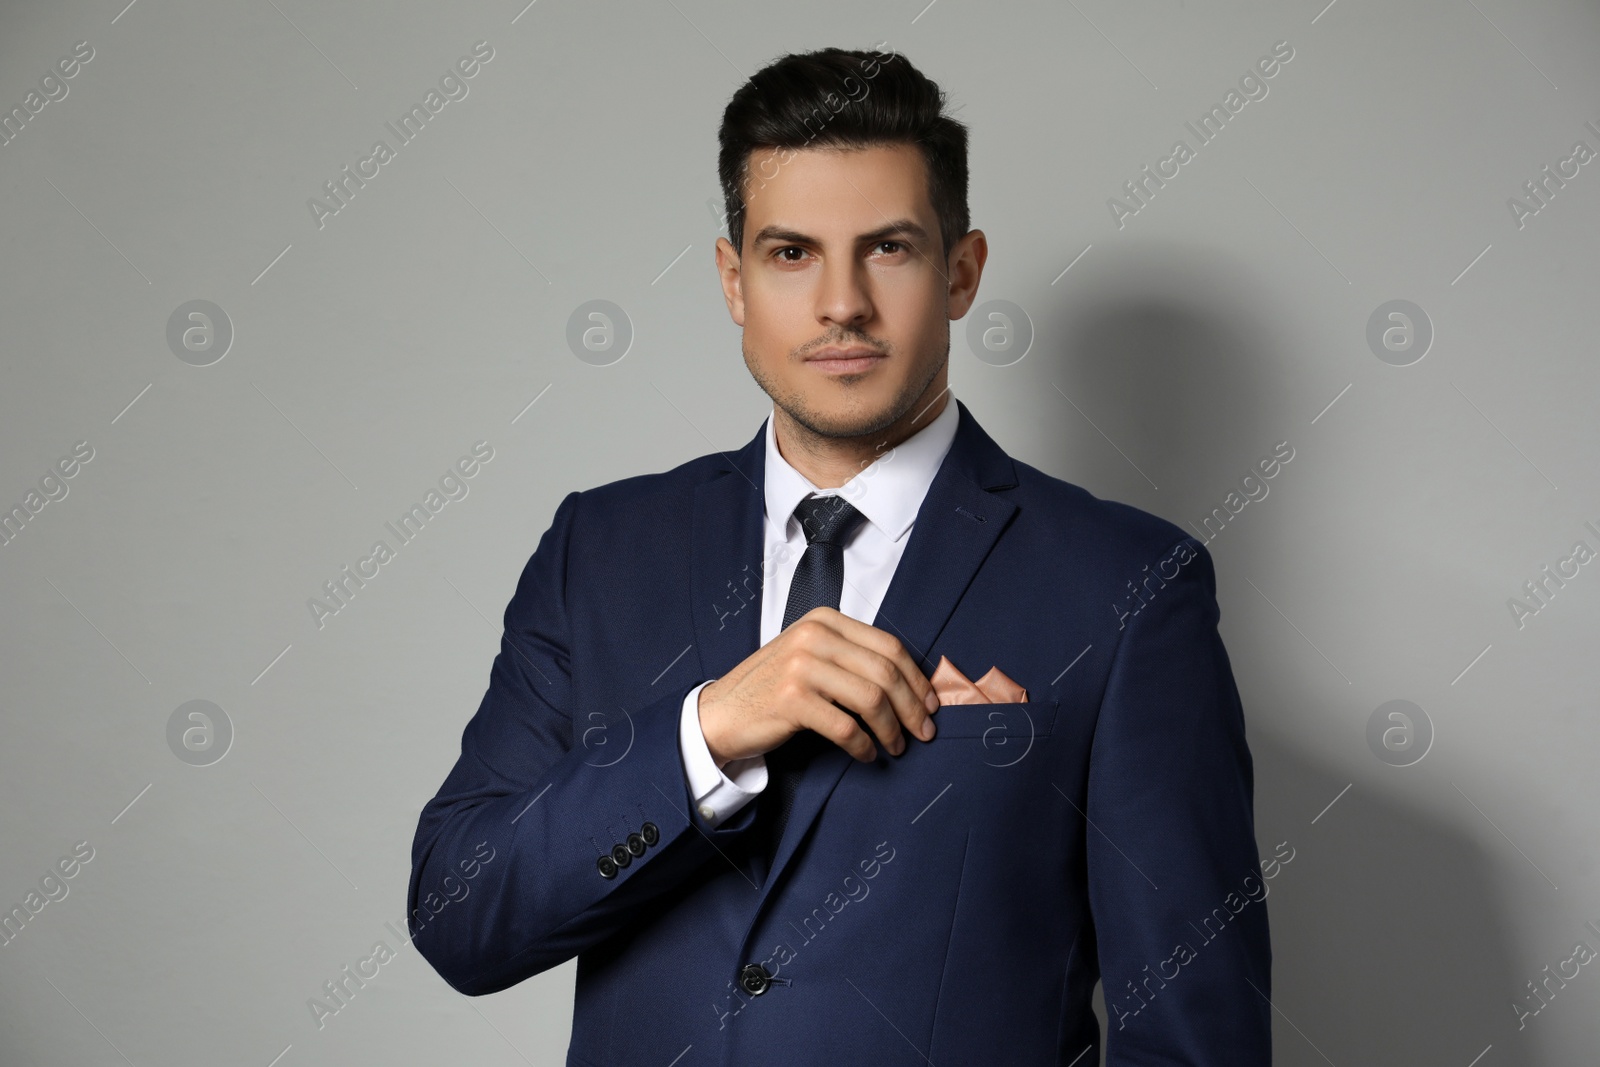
left=679, top=680, right=767, bottom=829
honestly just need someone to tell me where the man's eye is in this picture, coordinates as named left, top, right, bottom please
left=775, top=246, right=807, bottom=262
left=875, top=241, right=905, bottom=255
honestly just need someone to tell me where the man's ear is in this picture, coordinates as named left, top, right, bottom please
left=945, top=228, right=988, bottom=321
left=715, top=236, right=746, bottom=327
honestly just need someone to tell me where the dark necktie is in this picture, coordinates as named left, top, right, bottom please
left=759, top=495, right=869, bottom=872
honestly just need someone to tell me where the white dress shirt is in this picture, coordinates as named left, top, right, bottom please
left=677, top=394, right=961, bottom=827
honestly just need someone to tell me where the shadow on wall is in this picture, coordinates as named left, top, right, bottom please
left=1245, top=732, right=1542, bottom=1067
left=1040, top=244, right=1543, bottom=1066
left=1047, top=243, right=1294, bottom=522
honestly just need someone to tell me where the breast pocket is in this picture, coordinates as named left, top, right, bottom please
left=846, top=699, right=1062, bottom=828
left=925, top=699, right=1059, bottom=767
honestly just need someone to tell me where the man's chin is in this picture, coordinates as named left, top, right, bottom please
left=784, top=393, right=908, bottom=440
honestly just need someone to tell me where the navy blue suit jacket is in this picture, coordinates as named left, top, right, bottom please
left=408, top=398, right=1271, bottom=1065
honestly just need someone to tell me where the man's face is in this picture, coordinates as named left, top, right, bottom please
left=715, top=143, right=984, bottom=440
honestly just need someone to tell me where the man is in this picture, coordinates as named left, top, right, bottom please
left=409, top=45, right=1271, bottom=1065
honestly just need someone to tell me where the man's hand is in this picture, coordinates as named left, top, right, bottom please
left=698, top=607, right=941, bottom=767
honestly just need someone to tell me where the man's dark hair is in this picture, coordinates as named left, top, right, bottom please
left=717, top=46, right=970, bottom=261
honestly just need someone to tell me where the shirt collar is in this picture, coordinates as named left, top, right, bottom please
left=763, top=393, right=960, bottom=545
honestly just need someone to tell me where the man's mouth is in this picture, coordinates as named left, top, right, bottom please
left=806, top=347, right=886, bottom=375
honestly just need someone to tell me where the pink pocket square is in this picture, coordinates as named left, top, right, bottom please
left=929, top=654, right=1028, bottom=705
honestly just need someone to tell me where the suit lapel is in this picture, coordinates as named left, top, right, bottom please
left=689, top=418, right=769, bottom=685
left=759, top=399, right=1020, bottom=893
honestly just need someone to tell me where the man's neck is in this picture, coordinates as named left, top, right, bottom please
left=774, top=389, right=950, bottom=490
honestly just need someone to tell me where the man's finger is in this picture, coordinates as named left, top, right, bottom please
left=797, top=693, right=877, bottom=762
left=800, top=607, right=938, bottom=737
left=803, top=656, right=910, bottom=756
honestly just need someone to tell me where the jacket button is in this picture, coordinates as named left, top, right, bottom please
left=640, top=821, right=660, bottom=847
left=738, top=962, right=772, bottom=996
left=610, top=843, right=632, bottom=869
left=625, top=832, right=647, bottom=857
left=597, top=854, right=618, bottom=879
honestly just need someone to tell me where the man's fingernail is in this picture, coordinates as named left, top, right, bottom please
left=920, top=719, right=935, bottom=741
left=924, top=691, right=939, bottom=713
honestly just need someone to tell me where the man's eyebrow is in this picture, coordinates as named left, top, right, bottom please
left=750, top=218, right=931, bottom=247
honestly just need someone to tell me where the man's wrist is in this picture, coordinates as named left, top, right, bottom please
left=697, top=679, right=727, bottom=769
left=679, top=679, right=767, bottom=828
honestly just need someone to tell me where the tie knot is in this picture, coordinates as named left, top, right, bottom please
left=794, top=496, right=867, bottom=547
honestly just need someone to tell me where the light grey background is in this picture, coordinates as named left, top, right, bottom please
left=2, top=0, right=1596, bottom=1063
